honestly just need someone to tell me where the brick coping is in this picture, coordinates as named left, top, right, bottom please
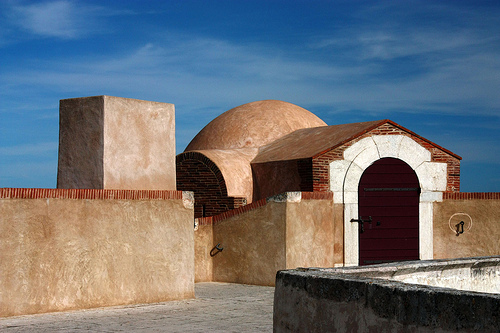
left=197, top=191, right=333, bottom=225
left=443, top=192, right=500, bottom=200
left=0, top=188, right=183, bottom=200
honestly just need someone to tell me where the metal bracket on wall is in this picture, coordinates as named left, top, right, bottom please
left=210, top=243, right=224, bottom=257
left=455, top=221, right=465, bottom=236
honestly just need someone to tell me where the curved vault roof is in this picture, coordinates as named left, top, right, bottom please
left=191, top=148, right=258, bottom=201
left=185, top=100, right=327, bottom=151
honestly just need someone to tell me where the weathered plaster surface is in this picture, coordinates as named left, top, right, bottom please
left=212, top=201, right=287, bottom=286
left=252, top=160, right=304, bottom=202
left=186, top=100, right=326, bottom=151
left=387, top=258, right=500, bottom=294
left=57, top=96, right=104, bottom=189
left=274, top=257, right=500, bottom=332
left=194, top=223, right=213, bottom=282
left=103, top=96, right=176, bottom=190
left=194, top=148, right=258, bottom=201
left=433, top=199, right=500, bottom=259
left=330, top=135, right=447, bottom=266
left=0, top=197, right=194, bottom=317
left=209, top=194, right=335, bottom=286
left=182, top=191, right=194, bottom=209
left=285, top=200, right=335, bottom=269
left=57, top=96, right=176, bottom=190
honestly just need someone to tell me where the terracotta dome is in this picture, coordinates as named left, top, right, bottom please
left=185, top=100, right=327, bottom=151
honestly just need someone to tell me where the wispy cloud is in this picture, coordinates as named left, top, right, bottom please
left=0, top=142, right=58, bottom=156
left=2, top=0, right=133, bottom=40
left=1, top=2, right=499, bottom=119
left=2, top=27, right=499, bottom=119
left=0, top=1, right=499, bottom=189
left=7, top=0, right=92, bottom=38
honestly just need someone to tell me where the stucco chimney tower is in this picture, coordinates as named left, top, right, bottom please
left=57, top=95, right=176, bottom=190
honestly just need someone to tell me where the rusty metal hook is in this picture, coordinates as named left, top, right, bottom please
left=210, top=243, right=223, bottom=257
left=455, top=221, right=465, bottom=236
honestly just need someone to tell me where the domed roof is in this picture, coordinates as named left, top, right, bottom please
left=185, top=100, right=327, bottom=151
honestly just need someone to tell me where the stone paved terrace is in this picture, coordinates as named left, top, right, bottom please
left=0, top=283, right=274, bottom=332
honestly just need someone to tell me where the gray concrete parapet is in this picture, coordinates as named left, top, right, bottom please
left=274, top=257, right=500, bottom=332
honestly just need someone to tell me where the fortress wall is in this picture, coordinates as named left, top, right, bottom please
left=0, top=189, right=194, bottom=317
left=194, top=222, right=213, bottom=282
left=433, top=193, right=500, bottom=259
left=285, top=196, right=335, bottom=270
left=202, top=192, right=335, bottom=286
left=211, top=200, right=287, bottom=286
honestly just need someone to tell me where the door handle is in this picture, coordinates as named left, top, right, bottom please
left=351, top=216, right=372, bottom=233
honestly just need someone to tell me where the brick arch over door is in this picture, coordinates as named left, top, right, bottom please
left=330, top=135, right=448, bottom=266
left=176, top=152, right=243, bottom=218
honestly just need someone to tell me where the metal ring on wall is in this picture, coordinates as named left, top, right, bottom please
left=448, top=212, right=473, bottom=234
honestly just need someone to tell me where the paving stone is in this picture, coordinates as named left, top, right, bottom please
left=0, top=283, right=274, bottom=333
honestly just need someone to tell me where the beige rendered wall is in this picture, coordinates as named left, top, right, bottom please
left=194, top=223, right=213, bottom=282
left=57, top=95, right=176, bottom=190
left=210, top=193, right=337, bottom=286
left=0, top=196, right=194, bottom=317
left=212, top=201, right=287, bottom=286
left=333, top=203, right=344, bottom=266
left=285, top=199, right=335, bottom=269
left=433, top=199, right=500, bottom=259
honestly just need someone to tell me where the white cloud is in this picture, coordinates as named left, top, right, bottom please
left=2, top=1, right=500, bottom=119
left=0, top=142, right=58, bottom=156
left=3, top=0, right=123, bottom=39
left=10, top=0, right=85, bottom=38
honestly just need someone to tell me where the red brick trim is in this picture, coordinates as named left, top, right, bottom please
left=177, top=151, right=243, bottom=218
left=197, top=216, right=214, bottom=225
left=311, top=119, right=462, bottom=160
left=0, top=188, right=183, bottom=200
left=311, top=122, right=462, bottom=193
left=196, top=191, right=333, bottom=225
left=301, top=191, right=333, bottom=200
left=443, top=192, right=500, bottom=200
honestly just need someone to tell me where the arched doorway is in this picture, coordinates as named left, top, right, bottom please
left=357, top=158, right=420, bottom=265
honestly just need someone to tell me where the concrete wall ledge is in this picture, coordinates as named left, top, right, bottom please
left=274, top=257, right=500, bottom=332
left=322, top=256, right=500, bottom=293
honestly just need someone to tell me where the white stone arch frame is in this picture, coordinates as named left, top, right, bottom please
left=330, top=135, right=447, bottom=266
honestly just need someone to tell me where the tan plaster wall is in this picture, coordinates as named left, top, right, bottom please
left=330, top=202, right=344, bottom=266
left=212, top=202, right=287, bottom=286
left=0, top=197, right=194, bottom=317
left=433, top=199, right=500, bottom=259
left=57, top=95, right=176, bottom=190
left=194, top=223, right=213, bottom=282
left=103, top=96, right=176, bottom=190
left=285, top=200, right=335, bottom=269
left=210, top=197, right=337, bottom=286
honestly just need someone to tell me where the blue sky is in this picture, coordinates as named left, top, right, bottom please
left=1, top=0, right=499, bottom=191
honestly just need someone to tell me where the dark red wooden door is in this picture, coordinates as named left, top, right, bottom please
left=358, top=158, right=420, bottom=265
